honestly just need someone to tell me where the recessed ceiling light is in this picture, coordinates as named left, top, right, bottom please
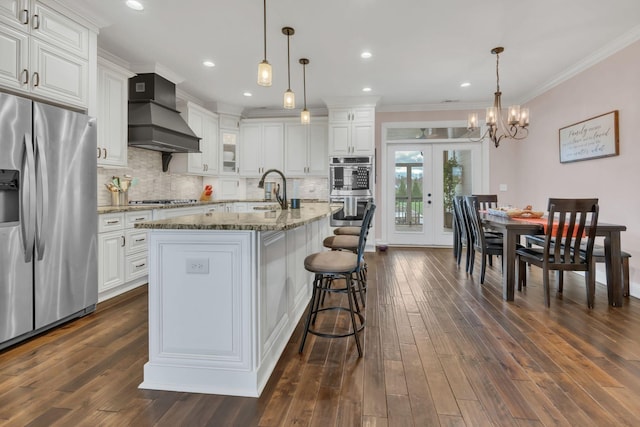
left=460, top=82, right=471, bottom=88
left=361, top=51, right=372, bottom=59
left=362, top=87, right=372, bottom=92
left=243, top=92, right=252, bottom=97
left=203, top=60, right=215, bottom=68
left=125, top=0, right=144, bottom=11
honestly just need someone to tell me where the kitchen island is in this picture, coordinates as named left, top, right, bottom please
left=135, top=203, right=339, bottom=397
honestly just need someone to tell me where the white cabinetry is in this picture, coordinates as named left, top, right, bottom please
left=153, top=205, right=206, bottom=220
left=220, top=114, right=240, bottom=175
left=328, top=107, right=375, bottom=155
left=0, top=0, right=94, bottom=108
left=239, top=120, right=283, bottom=177
left=284, top=119, right=328, bottom=177
left=98, top=210, right=151, bottom=302
left=172, top=102, right=219, bottom=176
left=96, top=56, right=133, bottom=167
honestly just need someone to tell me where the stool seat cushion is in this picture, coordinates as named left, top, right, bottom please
left=323, top=235, right=359, bottom=250
left=333, top=226, right=361, bottom=236
left=304, top=251, right=358, bottom=274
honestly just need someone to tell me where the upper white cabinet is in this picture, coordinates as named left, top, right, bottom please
left=239, top=120, right=284, bottom=177
left=172, top=102, right=219, bottom=176
left=328, top=107, right=375, bottom=155
left=284, top=119, right=328, bottom=177
left=97, top=56, right=133, bottom=167
left=0, top=0, right=94, bottom=108
left=219, top=114, right=240, bottom=175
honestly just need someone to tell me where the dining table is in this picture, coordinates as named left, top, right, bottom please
left=480, top=212, right=627, bottom=307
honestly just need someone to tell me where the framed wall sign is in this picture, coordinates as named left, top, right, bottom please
left=559, top=110, right=619, bottom=163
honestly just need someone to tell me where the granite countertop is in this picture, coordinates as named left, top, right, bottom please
left=97, top=199, right=322, bottom=214
left=134, top=203, right=342, bottom=231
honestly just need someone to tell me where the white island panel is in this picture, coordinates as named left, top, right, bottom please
left=140, top=206, right=333, bottom=397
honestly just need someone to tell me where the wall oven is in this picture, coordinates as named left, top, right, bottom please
left=329, top=156, right=374, bottom=227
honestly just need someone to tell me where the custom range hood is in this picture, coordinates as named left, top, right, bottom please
left=128, top=73, right=200, bottom=172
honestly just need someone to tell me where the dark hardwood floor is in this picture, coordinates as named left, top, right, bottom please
left=2, top=247, right=640, bottom=426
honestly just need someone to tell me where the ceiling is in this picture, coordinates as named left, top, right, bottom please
left=57, top=0, right=640, bottom=116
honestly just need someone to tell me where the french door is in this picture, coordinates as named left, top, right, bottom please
left=384, top=142, right=483, bottom=246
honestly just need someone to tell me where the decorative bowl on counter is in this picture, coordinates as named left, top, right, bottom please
left=223, top=151, right=234, bottom=161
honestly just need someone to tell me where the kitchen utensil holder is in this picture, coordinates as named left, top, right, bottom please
left=119, top=191, right=128, bottom=206
left=111, top=192, right=120, bottom=206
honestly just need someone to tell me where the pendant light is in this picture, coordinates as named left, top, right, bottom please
left=282, top=27, right=295, bottom=109
left=257, top=0, right=272, bottom=86
left=299, top=58, right=310, bottom=124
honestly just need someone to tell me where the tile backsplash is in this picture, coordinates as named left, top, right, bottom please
left=97, top=147, right=329, bottom=206
left=98, top=147, right=203, bottom=206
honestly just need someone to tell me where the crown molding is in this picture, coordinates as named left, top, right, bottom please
left=522, top=24, right=640, bottom=103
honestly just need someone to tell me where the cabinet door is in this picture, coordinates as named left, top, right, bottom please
left=262, top=123, right=284, bottom=172
left=98, top=231, right=125, bottom=293
left=239, top=123, right=261, bottom=176
left=0, top=0, right=26, bottom=31
left=329, top=123, right=350, bottom=155
left=352, top=121, right=374, bottom=154
left=185, top=108, right=206, bottom=173
left=0, top=22, right=28, bottom=92
left=97, top=61, right=129, bottom=167
left=202, top=114, right=219, bottom=175
left=30, top=38, right=88, bottom=107
left=31, top=1, right=90, bottom=59
left=284, top=123, right=307, bottom=176
left=307, top=122, right=328, bottom=175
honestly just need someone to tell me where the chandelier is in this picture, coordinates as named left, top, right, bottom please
left=257, top=0, right=272, bottom=86
left=467, top=47, right=529, bottom=148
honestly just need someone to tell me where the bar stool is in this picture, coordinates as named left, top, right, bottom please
left=333, top=226, right=360, bottom=236
left=323, top=202, right=374, bottom=306
left=299, top=204, right=376, bottom=357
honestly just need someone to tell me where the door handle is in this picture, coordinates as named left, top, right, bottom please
left=35, top=134, right=49, bottom=260
left=21, top=134, right=36, bottom=262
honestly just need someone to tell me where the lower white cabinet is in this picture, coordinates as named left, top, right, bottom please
left=98, top=210, right=151, bottom=301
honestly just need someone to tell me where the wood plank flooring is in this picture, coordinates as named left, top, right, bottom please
left=2, top=247, right=640, bottom=426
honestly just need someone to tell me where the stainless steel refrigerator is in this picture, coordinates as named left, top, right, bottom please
left=0, top=92, right=98, bottom=350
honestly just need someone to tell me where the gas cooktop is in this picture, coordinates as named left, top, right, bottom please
left=129, top=199, right=198, bottom=205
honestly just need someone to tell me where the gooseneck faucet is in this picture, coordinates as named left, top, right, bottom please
left=258, top=169, right=288, bottom=210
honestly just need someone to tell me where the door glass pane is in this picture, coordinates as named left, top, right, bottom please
left=394, top=151, right=423, bottom=232
left=442, top=149, right=473, bottom=231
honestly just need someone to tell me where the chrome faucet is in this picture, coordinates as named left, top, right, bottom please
left=258, top=169, right=288, bottom=210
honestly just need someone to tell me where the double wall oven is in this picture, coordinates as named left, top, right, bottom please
left=329, top=156, right=374, bottom=227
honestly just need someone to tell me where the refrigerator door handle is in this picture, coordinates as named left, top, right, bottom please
left=35, top=134, right=49, bottom=260
left=21, top=133, right=36, bottom=262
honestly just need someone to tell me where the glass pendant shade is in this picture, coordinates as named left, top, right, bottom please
left=257, top=60, right=272, bottom=86
left=301, top=108, right=310, bottom=124
left=284, top=89, right=295, bottom=109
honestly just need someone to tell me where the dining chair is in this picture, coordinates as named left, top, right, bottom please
left=464, top=196, right=503, bottom=284
left=452, top=196, right=472, bottom=271
left=516, top=198, right=599, bottom=308
left=472, top=194, right=499, bottom=210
